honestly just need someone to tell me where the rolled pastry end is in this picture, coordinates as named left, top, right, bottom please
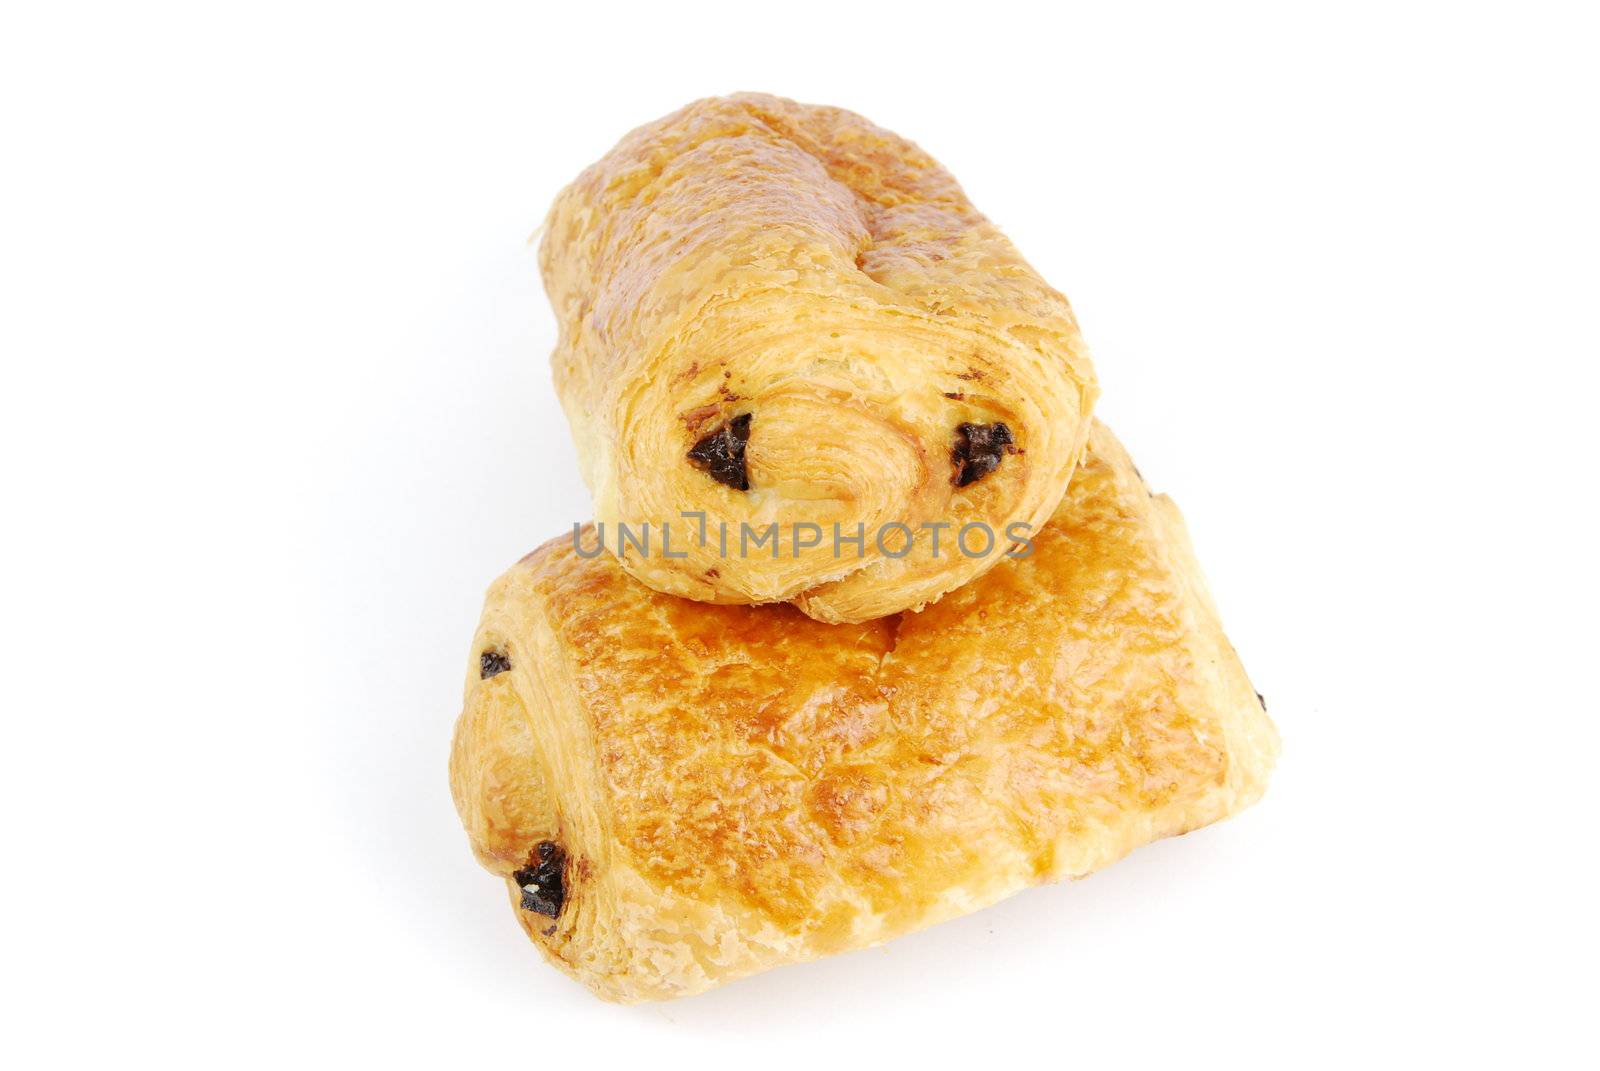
left=448, top=624, right=592, bottom=967
left=590, top=311, right=1093, bottom=624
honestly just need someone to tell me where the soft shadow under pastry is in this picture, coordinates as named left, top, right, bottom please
left=540, top=93, right=1099, bottom=623
left=449, top=422, right=1278, bottom=1002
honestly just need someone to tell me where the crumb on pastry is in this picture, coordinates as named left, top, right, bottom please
left=479, top=650, right=512, bottom=679
left=687, top=412, right=752, bottom=490
left=952, top=422, right=1016, bottom=487
left=513, top=841, right=568, bottom=919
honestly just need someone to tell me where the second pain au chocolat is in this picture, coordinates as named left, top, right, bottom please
left=538, top=93, right=1098, bottom=624
left=449, top=423, right=1278, bottom=1002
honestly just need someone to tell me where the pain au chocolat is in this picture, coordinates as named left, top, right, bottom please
left=538, top=93, right=1098, bottom=624
left=449, top=423, right=1277, bottom=1002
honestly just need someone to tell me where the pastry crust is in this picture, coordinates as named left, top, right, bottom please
left=449, top=423, right=1277, bottom=1002
left=540, top=93, right=1099, bottom=623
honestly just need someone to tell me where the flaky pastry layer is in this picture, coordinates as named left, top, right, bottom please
left=449, top=423, right=1277, bottom=1002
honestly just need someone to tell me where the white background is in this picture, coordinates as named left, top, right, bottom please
left=4, top=2, right=1597, bottom=1066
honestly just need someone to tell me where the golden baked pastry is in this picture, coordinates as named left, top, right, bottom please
left=539, top=93, right=1099, bottom=623
left=449, top=422, right=1277, bottom=1002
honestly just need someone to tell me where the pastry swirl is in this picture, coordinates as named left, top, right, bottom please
left=540, top=93, right=1098, bottom=623
left=449, top=423, right=1277, bottom=1002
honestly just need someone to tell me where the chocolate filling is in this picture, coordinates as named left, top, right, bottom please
left=479, top=650, right=511, bottom=679
left=952, top=422, right=1015, bottom=486
left=513, top=841, right=567, bottom=919
left=687, top=412, right=752, bottom=490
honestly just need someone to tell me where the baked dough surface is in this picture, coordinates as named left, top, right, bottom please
left=449, top=423, right=1277, bottom=1001
left=540, top=93, right=1099, bottom=623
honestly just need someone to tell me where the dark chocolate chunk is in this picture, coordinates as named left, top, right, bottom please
left=951, top=422, right=1015, bottom=486
left=479, top=650, right=511, bottom=679
left=513, top=841, right=568, bottom=920
left=687, top=412, right=752, bottom=491
left=1256, top=691, right=1268, bottom=711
